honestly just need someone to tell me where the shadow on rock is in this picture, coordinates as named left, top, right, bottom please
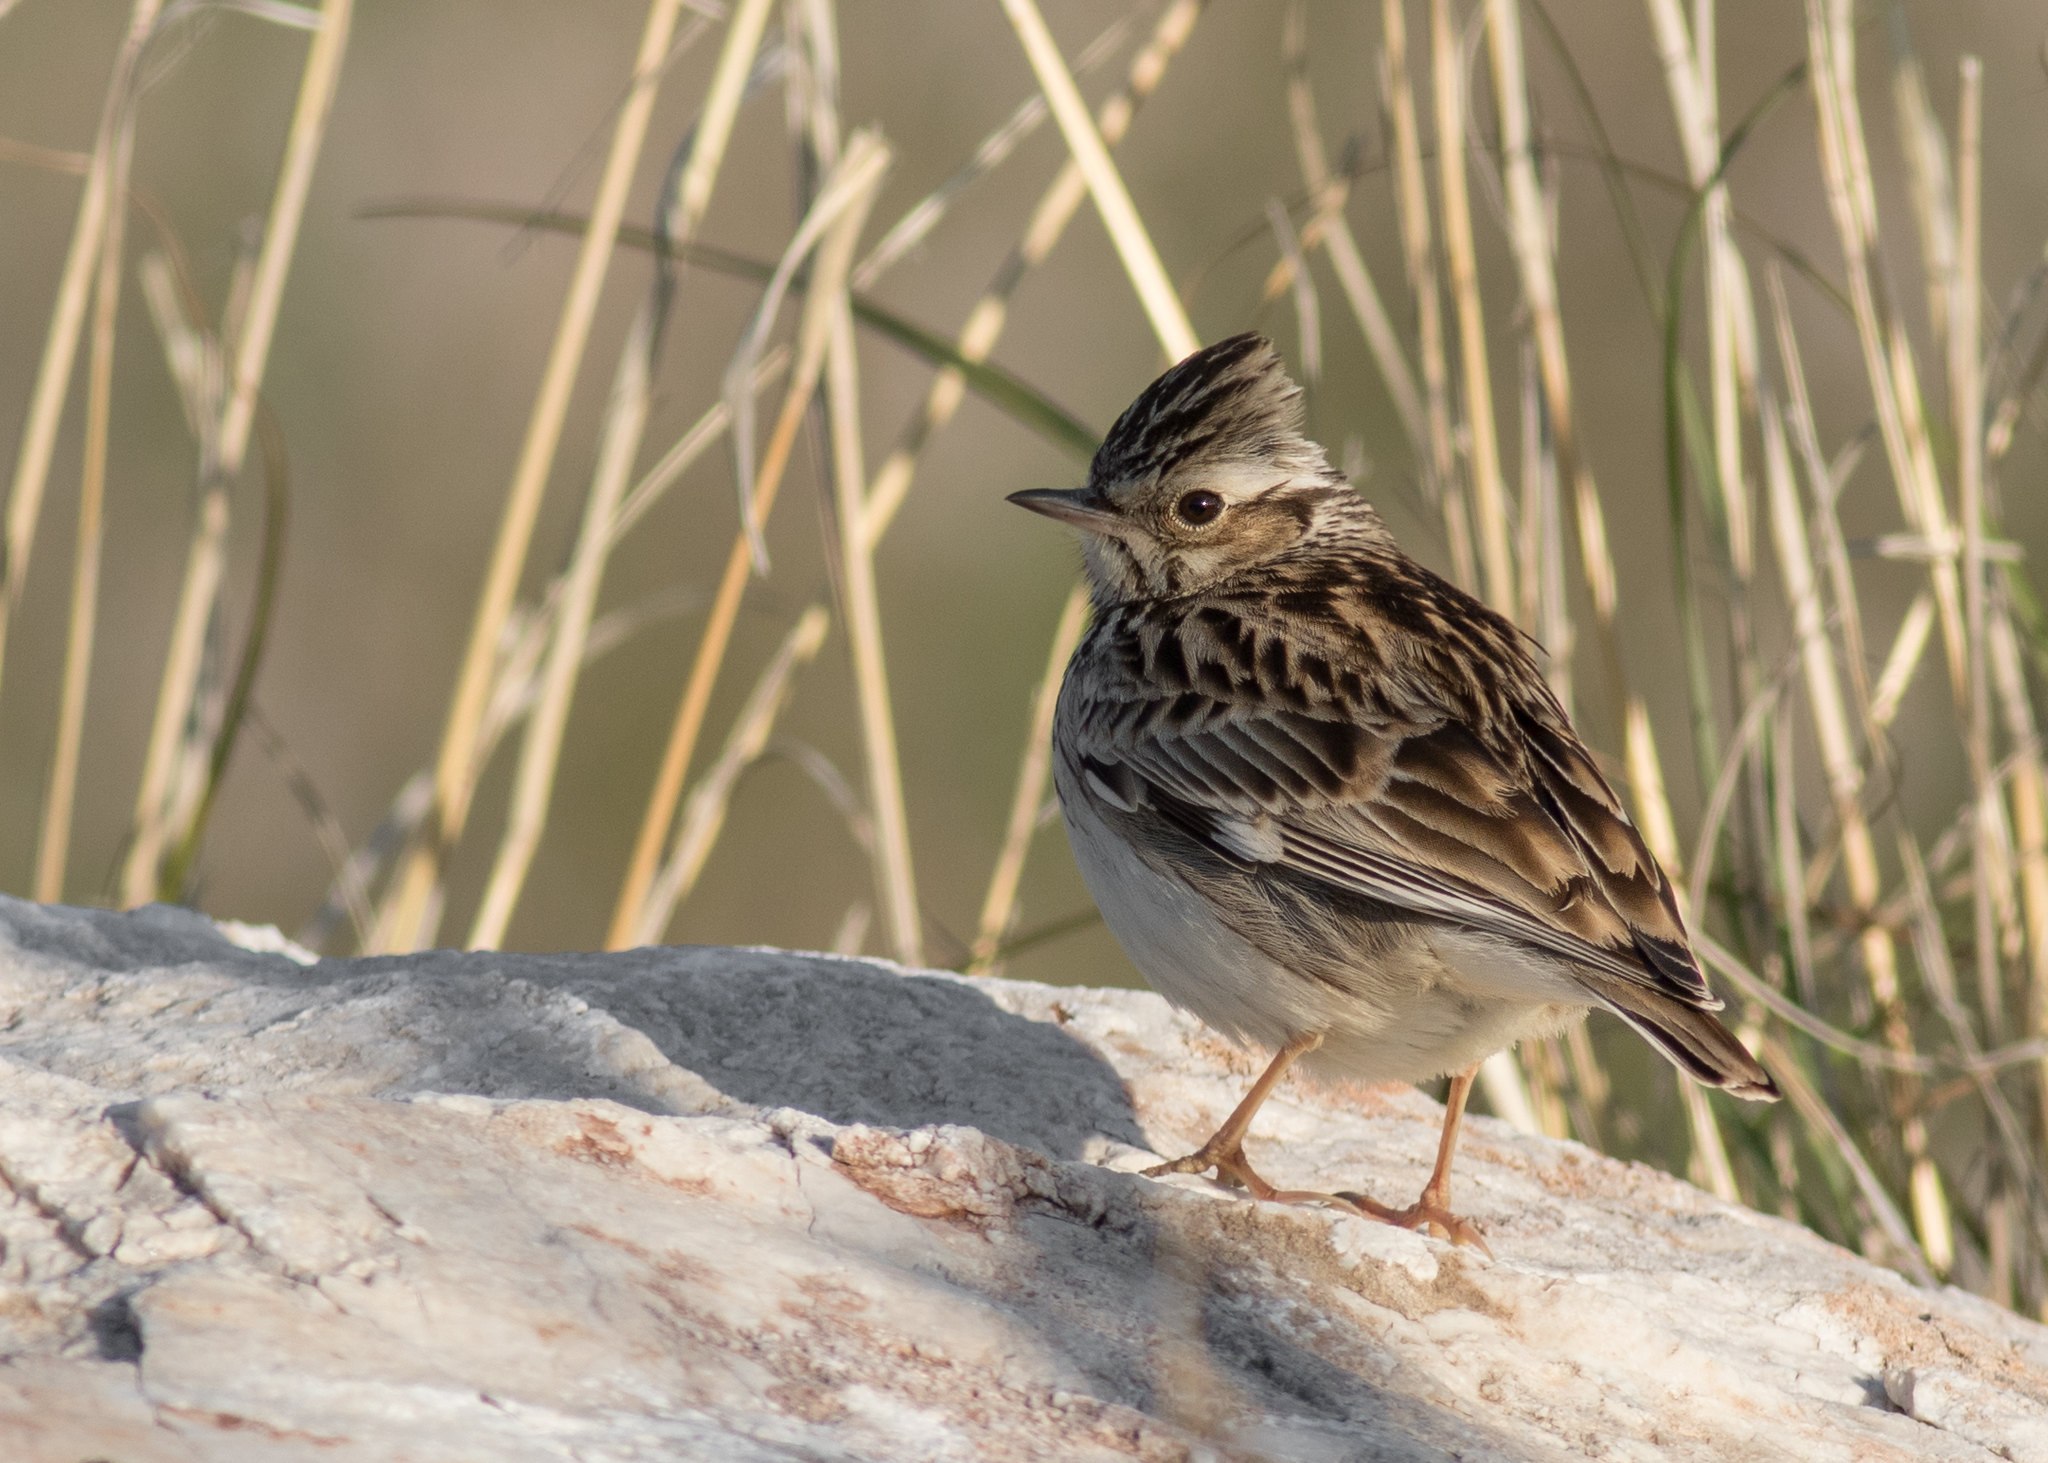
left=550, top=946, right=1149, bottom=1161
left=0, top=897, right=1145, bottom=1167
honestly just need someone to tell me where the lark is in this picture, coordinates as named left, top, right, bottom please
left=1010, top=333, right=1776, bottom=1247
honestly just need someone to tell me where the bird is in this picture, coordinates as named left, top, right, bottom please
left=1008, top=332, right=1777, bottom=1248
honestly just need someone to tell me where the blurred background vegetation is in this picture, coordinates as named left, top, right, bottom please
left=3, top=1, right=2047, bottom=1313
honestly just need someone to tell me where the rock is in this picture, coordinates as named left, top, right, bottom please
left=0, top=895, right=2043, bottom=1461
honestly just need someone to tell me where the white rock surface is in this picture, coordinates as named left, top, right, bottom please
left=1, top=896, right=2044, bottom=1461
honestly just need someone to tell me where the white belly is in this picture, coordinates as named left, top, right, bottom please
left=1059, top=779, right=1582, bottom=1084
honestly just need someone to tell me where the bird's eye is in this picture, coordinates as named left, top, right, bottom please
left=1175, top=489, right=1223, bottom=526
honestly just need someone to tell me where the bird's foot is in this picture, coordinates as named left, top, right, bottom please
left=1144, top=1141, right=1288, bottom=1201
left=1143, top=1142, right=1353, bottom=1209
left=1334, top=1187, right=1492, bottom=1255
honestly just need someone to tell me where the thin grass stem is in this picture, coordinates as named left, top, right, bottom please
left=970, top=583, right=1087, bottom=971
left=1380, top=0, right=1472, bottom=588
left=123, top=0, right=353, bottom=906
left=33, top=92, right=136, bottom=903
left=467, top=4, right=754, bottom=950
left=375, top=0, right=692, bottom=953
left=999, top=0, right=1198, bottom=360
left=0, top=0, right=163, bottom=713
left=1280, top=2, right=1424, bottom=453
left=1432, top=0, right=1511, bottom=615
left=605, top=135, right=887, bottom=950
left=635, top=608, right=831, bottom=940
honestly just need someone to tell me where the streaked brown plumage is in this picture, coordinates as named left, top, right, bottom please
left=1011, top=332, right=1776, bottom=1247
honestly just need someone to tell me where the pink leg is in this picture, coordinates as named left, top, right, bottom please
left=1144, top=1030, right=1325, bottom=1199
left=1338, top=1064, right=1490, bottom=1252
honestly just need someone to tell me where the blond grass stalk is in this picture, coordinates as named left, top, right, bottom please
left=374, top=0, right=690, bottom=954
left=1685, top=676, right=1786, bottom=920
left=999, top=0, right=1199, bottom=360
left=33, top=101, right=136, bottom=903
left=610, top=348, right=789, bottom=550
left=1485, top=0, right=1599, bottom=616
left=606, top=136, right=888, bottom=950
left=859, top=0, right=1202, bottom=550
left=622, top=0, right=1201, bottom=955
left=317, top=572, right=702, bottom=947
left=1264, top=198, right=1320, bottom=382
left=970, top=583, right=1087, bottom=970
left=1646, top=0, right=1759, bottom=586
left=815, top=126, right=924, bottom=966
left=1523, top=328, right=1576, bottom=708
left=1516, top=339, right=1544, bottom=638
left=956, top=0, right=1212, bottom=971
left=1380, top=0, right=1473, bottom=590
left=1805, top=0, right=1966, bottom=708
left=1759, top=1032, right=1935, bottom=1285
left=1889, top=38, right=1956, bottom=350
left=1621, top=699, right=1684, bottom=890
left=215, top=2, right=350, bottom=476
left=466, top=5, right=752, bottom=950
left=1485, top=0, right=1652, bottom=778
left=1770, top=707, right=1818, bottom=1005
left=721, top=81, right=901, bottom=567
left=1484, top=0, right=1634, bottom=706
left=1867, top=593, right=1936, bottom=731
left=850, top=12, right=1136, bottom=294
left=1504, top=344, right=1565, bottom=1137
left=1891, top=830, right=2048, bottom=1251
left=0, top=0, right=163, bottom=708
left=122, top=0, right=353, bottom=906
left=1430, top=0, right=1512, bottom=616
left=1763, top=266, right=1951, bottom=1273
left=137, top=254, right=223, bottom=445
left=1278, top=2, right=1424, bottom=453
left=635, top=607, right=831, bottom=939
left=465, top=310, right=658, bottom=950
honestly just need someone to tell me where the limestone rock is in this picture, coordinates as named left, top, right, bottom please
left=0, top=895, right=2043, bottom=1460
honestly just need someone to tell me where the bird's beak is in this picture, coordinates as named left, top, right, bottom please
left=1006, top=486, right=1122, bottom=535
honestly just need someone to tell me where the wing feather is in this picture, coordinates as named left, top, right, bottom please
left=1075, top=664, right=1717, bottom=1010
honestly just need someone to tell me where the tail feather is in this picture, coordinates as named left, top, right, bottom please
left=1577, top=970, right=1780, bottom=1101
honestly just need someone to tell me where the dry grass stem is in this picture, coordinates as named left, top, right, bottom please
left=970, top=583, right=1088, bottom=971
left=851, top=11, right=1136, bottom=293
left=121, top=0, right=353, bottom=906
left=32, top=88, right=137, bottom=903
left=467, top=1, right=758, bottom=949
left=857, top=0, right=1201, bottom=552
left=605, top=133, right=887, bottom=950
left=0, top=0, right=163, bottom=709
left=999, top=0, right=1198, bottom=360
left=633, top=607, right=830, bottom=944
left=375, top=0, right=691, bottom=953
left=816, top=134, right=923, bottom=965
left=1430, top=0, right=1512, bottom=616
left=1806, top=1, right=1965, bottom=708
left=1380, top=0, right=1472, bottom=588
left=1280, top=2, right=1423, bottom=450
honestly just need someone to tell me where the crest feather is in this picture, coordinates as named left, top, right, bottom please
left=1089, top=333, right=1330, bottom=490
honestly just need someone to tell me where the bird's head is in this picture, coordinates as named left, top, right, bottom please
left=1008, top=333, right=1372, bottom=605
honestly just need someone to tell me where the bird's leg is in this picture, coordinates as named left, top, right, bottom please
left=1338, top=1064, right=1491, bottom=1253
left=1144, top=1030, right=1323, bottom=1199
